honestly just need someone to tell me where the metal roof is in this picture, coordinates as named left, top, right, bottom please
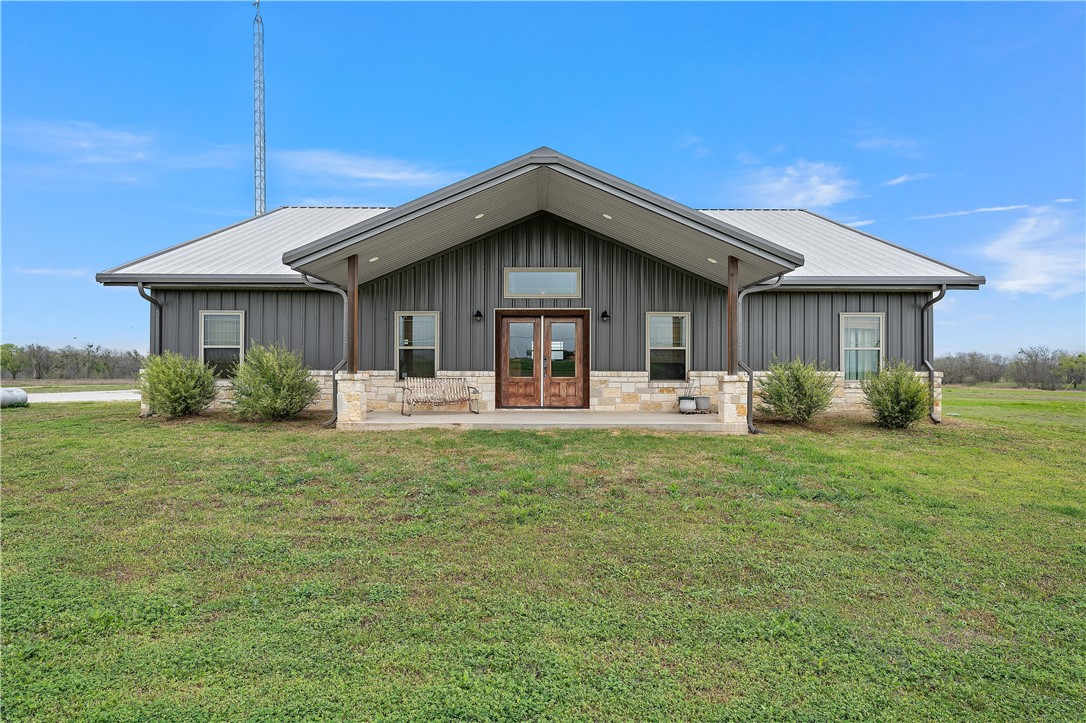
left=96, top=206, right=387, bottom=286
left=699, top=209, right=984, bottom=288
left=283, top=148, right=803, bottom=290
left=96, top=154, right=983, bottom=291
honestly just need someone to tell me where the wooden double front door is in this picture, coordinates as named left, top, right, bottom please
left=497, top=311, right=589, bottom=408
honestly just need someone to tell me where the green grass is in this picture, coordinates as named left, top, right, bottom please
left=2, top=390, right=1084, bottom=721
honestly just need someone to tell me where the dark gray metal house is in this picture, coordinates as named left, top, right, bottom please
left=97, top=148, right=984, bottom=431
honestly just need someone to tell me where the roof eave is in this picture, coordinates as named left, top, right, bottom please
left=282, top=148, right=805, bottom=271
left=96, top=272, right=307, bottom=287
left=780, top=274, right=985, bottom=290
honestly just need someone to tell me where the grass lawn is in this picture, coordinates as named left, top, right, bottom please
left=2, top=390, right=1083, bottom=721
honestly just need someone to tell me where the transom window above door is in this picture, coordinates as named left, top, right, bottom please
left=504, top=268, right=581, bottom=298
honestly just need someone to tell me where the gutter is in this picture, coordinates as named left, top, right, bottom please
left=137, top=282, right=163, bottom=355
left=302, top=274, right=349, bottom=428
left=736, top=274, right=785, bottom=434
left=920, top=284, right=947, bottom=424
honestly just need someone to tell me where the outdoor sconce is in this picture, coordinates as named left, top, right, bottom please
left=600, top=310, right=610, bottom=322
left=473, top=309, right=484, bottom=322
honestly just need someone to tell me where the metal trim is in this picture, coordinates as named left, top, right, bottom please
left=780, top=275, right=985, bottom=286
left=282, top=148, right=805, bottom=270
left=97, top=273, right=309, bottom=286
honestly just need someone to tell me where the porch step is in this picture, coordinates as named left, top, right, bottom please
left=354, top=409, right=731, bottom=433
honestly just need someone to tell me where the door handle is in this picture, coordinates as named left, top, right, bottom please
left=542, top=356, right=548, bottom=377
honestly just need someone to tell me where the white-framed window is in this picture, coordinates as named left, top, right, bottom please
left=199, top=310, right=244, bottom=377
left=503, top=267, right=581, bottom=298
left=395, top=312, right=438, bottom=380
left=840, top=312, right=885, bottom=381
left=646, top=312, right=690, bottom=381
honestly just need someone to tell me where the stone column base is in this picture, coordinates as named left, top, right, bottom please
left=717, top=374, right=751, bottom=435
left=335, top=372, right=368, bottom=430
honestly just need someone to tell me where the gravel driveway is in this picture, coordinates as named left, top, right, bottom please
left=25, top=390, right=141, bottom=404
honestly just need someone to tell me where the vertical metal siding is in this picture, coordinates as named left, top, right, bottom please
left=157, top=288, right=344, bottom=369
left=742, top=291, right=930, bottom=370
left=360, top=214, right=728, bottom=372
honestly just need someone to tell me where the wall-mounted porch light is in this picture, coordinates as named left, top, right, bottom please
left=473, top=309, right=484, bottom=322
left=600, top=310, right=610, bottom=322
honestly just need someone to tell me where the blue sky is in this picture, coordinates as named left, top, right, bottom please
left=3, top=1, right=1084, bottom=355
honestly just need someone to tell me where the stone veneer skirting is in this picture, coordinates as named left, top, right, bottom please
left=140, top=370, right=335, bottom=416
left=140, top=367, right=941, bottom=434
left=331, top=369, right=941, bottom=426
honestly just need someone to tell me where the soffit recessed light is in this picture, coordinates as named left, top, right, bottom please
left=602, top=213, right=613, bottom=220
left=474, top=213, right=485, bottom=219
left=707, top=257, right=718, bottom=264
left=368, top=256, right=379, bottom=263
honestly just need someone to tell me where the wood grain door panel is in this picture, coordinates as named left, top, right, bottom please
left=543, top=318, right=585, bottom=408
left=499, top=318, right=541, bottom=407
left=497, top=311, right=589, bottom=409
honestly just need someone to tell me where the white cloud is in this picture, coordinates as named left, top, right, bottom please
left=275, top=150, right=458, bottom=187
left=1052, top=198, right=1076, bottom=204
left=13, top=267, right=88, bottom=278
left=845, top=219, right=876, bottom=228
left=983, top=206, right=1086, bottom=298
left=3, top=119, right=244, bottom=183
left=739, top=160, right=860, bottom=208
left=857, top=135, right=920, bottom=153
left=4, top=120, right=152, bottom=164
left=912, top=205, right=1029, bottom=220
left=884, top=173, right=933, bottom=186
left=677, top=133, right=710, bottom=158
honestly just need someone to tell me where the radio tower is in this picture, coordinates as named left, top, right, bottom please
left=253, top=0, right=266, bottom=216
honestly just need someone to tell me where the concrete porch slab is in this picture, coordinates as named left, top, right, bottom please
left=356, top=409, right=731, bottom=433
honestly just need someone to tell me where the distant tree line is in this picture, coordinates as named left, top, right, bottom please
left=0, top=343, right=143, bottom=381
left=937, top=346, right=1085, bottom=389
left=1, top=341, right=1082, bottom=389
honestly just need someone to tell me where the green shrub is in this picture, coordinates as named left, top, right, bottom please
left=141, top=351, right=216, bottom=418
left=231, top=342, right=319, bottom=421
left=861, top=359, right=929, bottom=429
left=756, top=356, right=836, bottom=423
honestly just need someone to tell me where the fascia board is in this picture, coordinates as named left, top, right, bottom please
left=548, top=162, right=804, bottom=268
left=284, top=148, right=805, bottom=271
left=780, top=275, right=986, bottom=287
left=96, top=273, right=307, bottom=286
left=283, top=161, right=543, bottom=266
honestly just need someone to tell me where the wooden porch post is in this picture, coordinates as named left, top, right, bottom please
left=727, top=255, right=739, bottom=375
left=347, top=254, right=359, bottom=374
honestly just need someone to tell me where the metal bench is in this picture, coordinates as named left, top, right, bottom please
left=401, top=376, right=480, bottom=416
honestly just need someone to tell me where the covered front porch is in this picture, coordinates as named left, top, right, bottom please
left=284, top=149, right=803, bottom=435
left=333, top=371, right=754, bottom=434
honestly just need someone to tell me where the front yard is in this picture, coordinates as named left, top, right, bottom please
left=2, top=388, right=1083, bottom=720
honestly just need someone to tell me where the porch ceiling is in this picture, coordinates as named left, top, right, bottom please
left=284, top=148, right=803, bottom=289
